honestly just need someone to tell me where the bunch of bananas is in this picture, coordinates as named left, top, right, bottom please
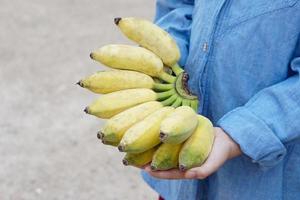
left=78, top=17, right=215, bottom=171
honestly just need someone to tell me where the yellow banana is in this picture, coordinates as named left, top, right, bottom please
left=100, top=101, right=163, bottom=143
left=160, top=106, right=198, bottom=144
left=84, top=88, right=175, bottom=119
left=118, top=107, right=174, bottom=153
left=122, top=146, right=158, bottom=168
left=114, top=17, right=180, bottom=67
left=151, top=143, right=182, bottom=171
left=99, top=137, right=119, bottom=147
left=90, top=44, right=176, bottom=83
left=78, top=70, right=174, bottom=94
left=179, top=116, right=215, bottom=171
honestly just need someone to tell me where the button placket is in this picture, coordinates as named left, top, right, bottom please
left=202, top=42, right=209, bottom=52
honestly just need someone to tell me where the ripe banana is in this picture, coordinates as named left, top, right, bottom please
left=84, top=88, right=175, bottom=119
left=122, top=146, right=158, bottom=168
left=114, top=17, right=180, bottom=67
left=99, top=137, right=119, bottom=147
left=151, top=143, right=182, bottom=171
left=100, top=101, right=163, bottom=143
left=90, top=44, right=176, bottom=83
left=77, top=70, right=174, bottom=94
left=118, top=107, right=174, bottom=153
left=160, top=106, right=198, bottom=144
left=179, top=116, right=215, bottom=171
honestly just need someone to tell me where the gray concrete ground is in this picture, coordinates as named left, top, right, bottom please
left=0, top=0, right=158, bottom=199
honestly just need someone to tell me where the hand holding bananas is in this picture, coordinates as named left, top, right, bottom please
left=78, top=17, right=216, bottom=172
left=144, top=127, right=242, bottom=179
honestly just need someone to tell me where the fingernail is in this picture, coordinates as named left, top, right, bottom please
left=185, top=170, right=196, bottom=179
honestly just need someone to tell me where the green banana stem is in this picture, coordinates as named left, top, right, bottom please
left=190, top=100, right=199, bottom=112
left=156, top=88, right=175, bottom=101
left=158, top=71, right=176, bottom=83
left=181, top=99, right=191, bottom=106
left=171, top=63, right=184, bottom=76
left=175, top=72, right=198, bottom=100
left=171, top=96, right=182, bottom=108
left=161, top=94, right=178, bottom=106
left=153, top=83, right=174, bottom=91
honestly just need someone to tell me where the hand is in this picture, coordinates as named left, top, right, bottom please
left=143, top=127, right=242, bottom=179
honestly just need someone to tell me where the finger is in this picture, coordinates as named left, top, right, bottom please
left=144, top=166, right=187, bottom=179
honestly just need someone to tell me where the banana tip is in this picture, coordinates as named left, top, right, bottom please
left=122, top=159, right=129, bottom=166
left=89, top=52, right=94, bottom=60
left=84, top=107, right=89, bottom=114
left=102, top=140, right=108, bottom=145
left=114, top=17, right=122, bottom=25
left=118, top=145, right=125, bottom=152
left=159, top=132, right=168, bottom=141
left=76, top=81, right=83, bottom=87
left=179, top=164, right=187, bottom=172
left=97, top=131, right=104, bottom=140
left=150, top=165, right=157, bottom=171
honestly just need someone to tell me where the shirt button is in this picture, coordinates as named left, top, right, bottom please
left=202, top=42, right=209, bottom=52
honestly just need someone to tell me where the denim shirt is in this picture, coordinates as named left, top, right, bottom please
left=142, top=0, right=300, bottom=199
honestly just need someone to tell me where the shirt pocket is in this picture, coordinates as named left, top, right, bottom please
left=221, top=0, right=299, bottom=32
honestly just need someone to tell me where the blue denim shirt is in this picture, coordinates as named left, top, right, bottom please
left=142, top=0, right=300, bottom=199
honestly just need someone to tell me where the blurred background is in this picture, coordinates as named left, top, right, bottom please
left=0, top=0, right=157, bottom=199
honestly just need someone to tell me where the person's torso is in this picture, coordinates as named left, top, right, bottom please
left=183, top=0, right=300, bottom=199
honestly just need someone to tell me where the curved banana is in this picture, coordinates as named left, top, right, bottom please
left=179, top=115, right=215, bottom=171
left=122, top=146, right=158, bottom=168
left=114, top=17, right=180, bottom=67
left=90, top=45, right=176, bottom=83
left=151, top=143, right=182, bottom=171
left=78, top=70, right=174, bottom=94
left=160, top=106, right=198, bottom=144
left=84, top=88, right=176, bottom=119
left=100, top=101, right=163, bottom=143
left=118, top=107, right=174, bottom=153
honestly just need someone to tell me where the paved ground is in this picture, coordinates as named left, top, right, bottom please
left=0, top=0, right=158, bottom=199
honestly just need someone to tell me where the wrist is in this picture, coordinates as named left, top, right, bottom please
left=215, top=127, right=242, bottom=159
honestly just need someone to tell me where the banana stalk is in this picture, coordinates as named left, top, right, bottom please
left=171, top=96, right=182, bottom=108
left=181, top=99, right=191, bottom=106
left=190, top=100, right=199, bottom=112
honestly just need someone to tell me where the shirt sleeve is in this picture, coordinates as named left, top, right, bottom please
left=217, top=53, right=300, bottom=169
left=154, top=0, right=194, bottom=66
